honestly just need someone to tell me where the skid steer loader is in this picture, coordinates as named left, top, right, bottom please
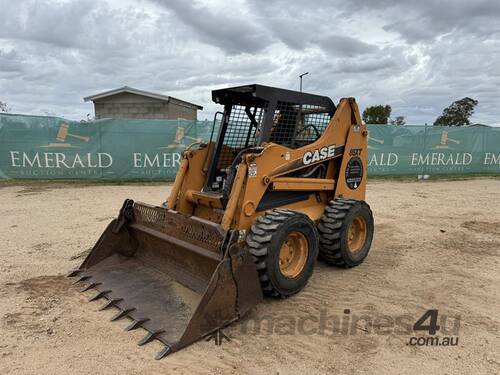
left=68, top=84, right=374, bottom=359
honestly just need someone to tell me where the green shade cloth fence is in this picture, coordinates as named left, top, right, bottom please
left=1, top=113, right=499, bottom=180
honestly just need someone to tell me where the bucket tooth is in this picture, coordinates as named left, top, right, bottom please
left=125, top=318, right=150, bottom=331
left=98, top=298, right=123, bottom=311
left=72, top=275, right=91, bottom=285
left=110, top=308, right=136, bottom=322
left=66, top=201, right=263, bottom=357
left=66, top=269, right=82, bottom=278
left=137, top=330, right=165, bottom=346
left=155, top=345, right=172, bottom=360
left=88, top=290, right=111, bottom=302
left=80, top=282, right=101, bottom=293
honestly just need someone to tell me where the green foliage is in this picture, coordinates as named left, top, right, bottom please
left=362, top=105, right=392, bottom=124
left=434, top=97, right=478, bottom=126
left=390, top=116, right=406, bottom=126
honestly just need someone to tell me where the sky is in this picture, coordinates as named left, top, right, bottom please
left=0, top=0, right=499, bottom=124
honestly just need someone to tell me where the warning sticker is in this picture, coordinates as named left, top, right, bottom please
left=248, top=163, right=257, bottom=177
left=345, top=157, right=363, bottom=189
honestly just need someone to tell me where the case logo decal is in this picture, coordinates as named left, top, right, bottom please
left=303, top=145, right=336, bottom=165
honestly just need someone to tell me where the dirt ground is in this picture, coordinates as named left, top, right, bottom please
left=0, top=178, right=499, bottom=374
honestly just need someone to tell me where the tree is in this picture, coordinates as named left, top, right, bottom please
left=434, top=97, right=478, bottom=126
left=0, top=101, right=9, bottom=113
left=390, top=116, right=406, bottom=126
left=362, top=105, right=392, bottom=124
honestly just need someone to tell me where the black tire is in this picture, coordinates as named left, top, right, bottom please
left=318, top=199, right=374, bottom=267
left=246, top=209, right=319, bottom=297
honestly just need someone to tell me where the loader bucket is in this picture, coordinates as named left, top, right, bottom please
left=68, top=200, right=262, bottom=359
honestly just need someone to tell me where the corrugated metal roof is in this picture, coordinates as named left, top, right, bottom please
left=83, top=86, right=203, bottom=109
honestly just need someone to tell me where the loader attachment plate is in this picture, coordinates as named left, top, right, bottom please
left=68, top=201, right=262, bottom=359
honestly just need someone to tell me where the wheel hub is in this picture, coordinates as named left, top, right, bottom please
left=347, top=216, right=367, bottom=253
left=279, top=232, right=308, bottom=278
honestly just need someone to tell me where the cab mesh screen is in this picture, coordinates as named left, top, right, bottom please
left=216, top=105, right=264, bottom=170
left=269, top=102, right=331, bottom=147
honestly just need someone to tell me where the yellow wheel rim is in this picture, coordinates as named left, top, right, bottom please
left=279, top=232, right=308, bottom=278
left=347, top=216, right=367, bottom=253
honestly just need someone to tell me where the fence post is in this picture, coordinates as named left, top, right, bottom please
left=421, top=123, right=428, bottom=178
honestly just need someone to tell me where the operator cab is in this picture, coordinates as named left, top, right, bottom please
left=206, top=84, right=336, bottom=193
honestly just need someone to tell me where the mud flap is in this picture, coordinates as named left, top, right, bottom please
left=68, top=201, right=262, bottom=359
